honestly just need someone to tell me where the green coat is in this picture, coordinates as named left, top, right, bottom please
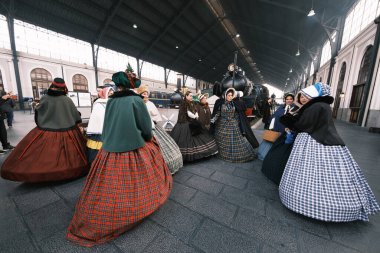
left=102, top=90, right=153, bottom=152
left=35, top=91, right=81, bottom=130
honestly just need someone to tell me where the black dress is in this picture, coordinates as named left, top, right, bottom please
left=261, top=132, right=294, bottom=185
left=170, top=100, right=218, bottom=162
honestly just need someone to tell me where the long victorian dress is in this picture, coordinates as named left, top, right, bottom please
left=146, top=99, right=183, bottom=174
left=211, top=88, right=258, bottom=163
left=170, top=98, right=218, bottom=162
left=279, top=83, right=379, bottom=222
left=67, top=74, right=172, bottom=246
left=1, top=87, right=88, bottom=182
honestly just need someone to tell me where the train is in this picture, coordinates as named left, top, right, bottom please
left=145, top=62, right=271, bottom=118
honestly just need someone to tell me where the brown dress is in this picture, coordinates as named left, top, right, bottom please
left=1, top=92, right=89, bottom=182
left=196, top=103, right=211, bottom=130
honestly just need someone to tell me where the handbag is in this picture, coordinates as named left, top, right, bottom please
left=262, top=130, right=281, bottom=143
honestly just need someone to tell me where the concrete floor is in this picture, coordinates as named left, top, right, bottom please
left=0, top=111, right=379, bottom=253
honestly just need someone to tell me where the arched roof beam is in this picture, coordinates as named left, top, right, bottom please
left=93, top=0, right=124, bottom=45
left=137, top=0, right=196, bottom=59
left=165, top=18, right=222, bottom=70
left=227, top=18, right=315, bottom=61
left=244, top=39, right=308, bottom=74
left=185, top=38, right=230, bottom=75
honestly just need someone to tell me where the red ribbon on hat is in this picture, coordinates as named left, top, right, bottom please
left=52, top=81, right=66, bottom=87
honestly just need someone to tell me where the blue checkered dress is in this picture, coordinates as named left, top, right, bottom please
left=214, top=104, right=255, bottom=163
left=279, top=133, right=380, bottom=222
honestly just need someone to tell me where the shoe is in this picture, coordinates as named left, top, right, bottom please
left=3, top=144, right=14, bottom=151
left=0, top=150, right=5, bottom=155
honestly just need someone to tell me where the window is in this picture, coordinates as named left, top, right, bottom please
left=341, top=0, right=380, bottom=48
left=349, top=46, right=373, bottom=123
left=332, top=62, right=346, bottom=118
left=30, top=68, right=52, bottom=98
left=72, top=74, right=88, bottom=92
left=0, top=69, right=4, bottom=91
left=320, top=41, right=331, bottom=66
left=97, top=47, right=137, bottom=72
left=357, top=46, right=373, bottom=85
left=0, top=15, right=11, bottom=50
left=310, top=62, right=315, bottom=76
left=13, top=19, right=92, bottom=64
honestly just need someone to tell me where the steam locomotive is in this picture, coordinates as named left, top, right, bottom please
left=214, top=63, right=270, bottom=117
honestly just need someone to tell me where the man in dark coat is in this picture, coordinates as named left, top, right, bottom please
left=0, top=92, right=14, bottom=153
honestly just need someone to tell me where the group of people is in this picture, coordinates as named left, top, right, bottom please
left=0, top=74, right=379, bottom=247
left=170, top=87, right=259, bottom=163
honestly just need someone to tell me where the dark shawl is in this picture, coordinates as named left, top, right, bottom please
left=35, top=90, right=81, bottom=131
left=280, top=96, right=345, bottom=146
left=196, top=103, right=211, bottom=129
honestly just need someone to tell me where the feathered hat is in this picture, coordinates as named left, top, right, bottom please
left=136, top=84, right=149, bottom=95
left=112, top=71, right=141, bottom=89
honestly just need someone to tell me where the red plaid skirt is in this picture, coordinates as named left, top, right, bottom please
left=1, top=127, right=88, bottom=182
left=66, top=140, right=172, bottom=247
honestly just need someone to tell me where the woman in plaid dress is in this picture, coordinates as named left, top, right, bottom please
left=211, top=88, right=257, bottom=163
left=279, top=83, right=379, bottom=222
left=137, top=85, right=183, bottom=174
left=67, top=72, right=172, bottom=246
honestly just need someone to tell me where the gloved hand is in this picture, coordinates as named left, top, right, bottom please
left=210, top=115, right=218, bottom=124
left=285, top=131, right=295, bottom=144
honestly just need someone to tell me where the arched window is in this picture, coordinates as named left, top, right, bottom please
left=103, top=78, right=112, bottom=85
left=349, top=45, right=373, bottom=123
left=72, top=74, right=88, bottom=92
left=30, top=68, right=52, bottom=99
left=332, top=62, right=346, bottom=118
left=0, top=69, right=4, bottom=91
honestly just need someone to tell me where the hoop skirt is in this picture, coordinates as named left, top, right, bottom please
left=1, top=127, right=88, bottom=182
left=154, top=124, right=183, bottom=174
left=170, top=122, right=218, bottom=162
left=67, top=140, right=172, bottom=247
left=279, top=133, right=380, bottom=221
left=214, top=105, right=255, bottom=163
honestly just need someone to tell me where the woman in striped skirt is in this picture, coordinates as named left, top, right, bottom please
left=279, top=83, right=379, bottom=222
left=137, top=85, right=183, bottom=174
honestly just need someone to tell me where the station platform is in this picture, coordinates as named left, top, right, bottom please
left=0, top=111, right=379, bottom=253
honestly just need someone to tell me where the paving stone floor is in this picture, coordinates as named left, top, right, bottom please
left=0, top=111, right=379, bottom=253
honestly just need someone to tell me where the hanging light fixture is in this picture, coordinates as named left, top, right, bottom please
left=307, top=0, right=315, bottom=16
left=295, top=44, right=300, bottom=56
